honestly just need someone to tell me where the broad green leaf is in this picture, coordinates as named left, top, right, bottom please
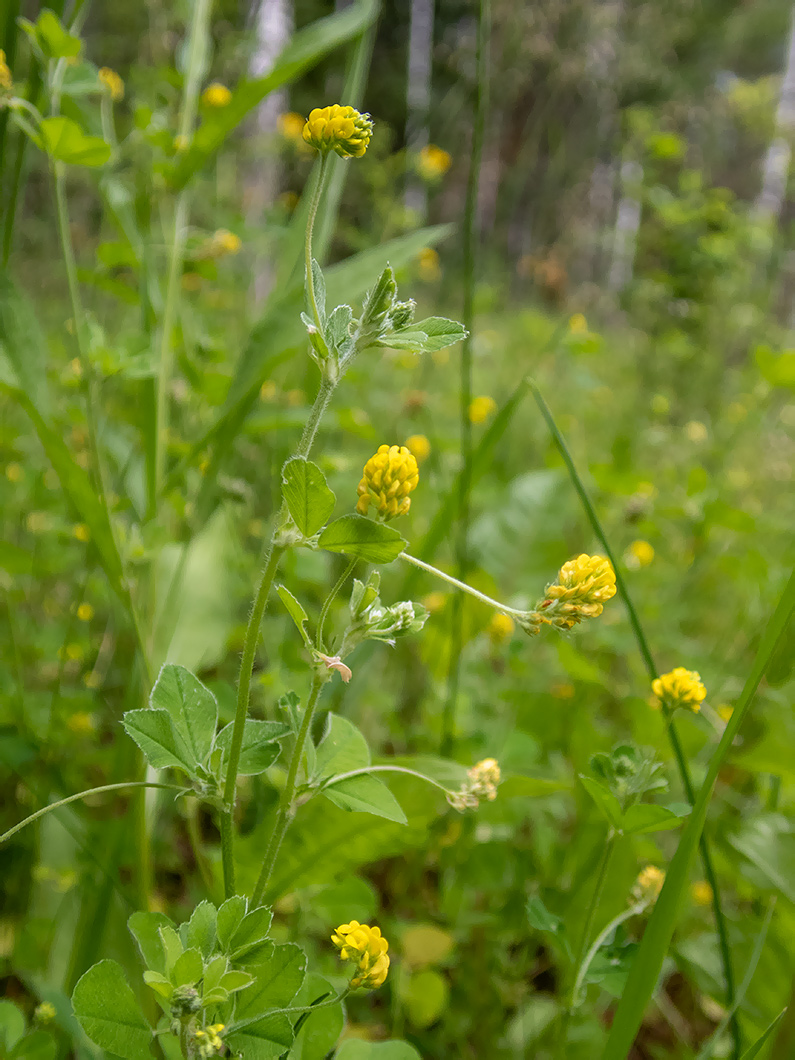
left=11, top=1030, right=56, bottom=1060
left=170, top=948, right=203, bottom=987
left=122, top=708, right=196, bottom=774
left=229, top=906, right=274, bottom=961
left=128, top=911, right=173, bottom=973
left=400, top=967, right=448, bottom=1029
left=219, top=971, right=254, bottom=993
left=277, top=585, right=312, bottom=648
left=185, top=900, right=217, bottom=958
left=318, top=515, right=406, bottom=563
left=601, top=569, right=795, bottom=1060
left=0, top=1001, right=25, bottom=1051
left=232, top=943, right=306, bottom=1055
left=621, top=803, right=689, bottom=835
left=290, top=974, right=344, bottom=1060
left=335, top=1042, right=422, bottom=1060
left=225, top=1014, right=293, bottom=1060
left=579, top=776, right=624, bottom=830
left=526, top=897, right=565, bottom=936
left=39, top=117, right=110, bottom=167
left=322, top=774, right=407, bottom=824
left=169, top=0, right=377, bottom=189
left=142, top=971, right=173, bottom=1000
left=160, top=926, right=185, bottom=978
left=282, top=459, right=336, bottom=537
left=738, top=1010, right=786, bottom=1059
left=202, top=956, right=229, bottom=996
left=356, top=265, right=396, bottom=341
left=71, top=960, right=152, bottom=1060
left=314, top=715, right=370, bottom=779
left=728, top=813, right=795, bottom=902
left=214, top=720, right=290, bottom=776
left=149, top=664, right=218, bottom=767
left=216, top=895, right=247, bottom=950
left=30, top=10, right=81, bottom=58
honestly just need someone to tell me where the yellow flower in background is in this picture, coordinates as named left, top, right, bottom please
left=356, top=444, right=419, bottom=520
left=98, top=67, right=124, bottom=101
left=418, top=246, right=441, bottom=281
left=332, top=921, right=390, bottom=989
left=422, top=591, right=446, bottom=612
left=5, top=462, right=23, bottom=482
left=685, top=420, right=708, bottom=443
left=487, top=612, right=514, bottom=641
left=202, top=82, right=232, bottom=108
left=652, top=667, right=707, bottom=713
left=34, top=1002, right=56, bottom=1023
left=302, top=105, right=373, bottom=158
left=278, top=111, right=306, bottom=140
left=691, top=880, right=713, bottom=906
left=717, top=704, right=734, bottom=722
left=417, top=144, right=451, bottom=180
left=627, top=539, right=655, bottom=568
left=193, top=1024, right=225, bottom=1058
left=568, top=312, right=588, bottom=334
left=0, top=50, right=13, bottom=92
left=77, top=603, right=94, bottom=622
left=67, top=712, right=95, bottom=736
left=73, top=523, right=90, bottom=542
left=633, top=865, right=665, bottom=902
left=405, top=434, right=431, bottom=463
left=448, top=757, right=501, bottom=810
left=551, top=681, right=575, bottom=699
left=469, top=395, right=497, bottom=424
left=210, top=228, right=242, bottom=256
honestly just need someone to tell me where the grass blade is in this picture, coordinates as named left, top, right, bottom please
left=600, top=568, right=795, bottom=1060
left=739, top=1010, right=786, bottom=1059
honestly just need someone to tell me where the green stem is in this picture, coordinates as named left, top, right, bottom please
left=557, top=833, right=616, bottom=1056
left=444, top=0, right=490, bottom=757
left=230, top=987, right=351, bottom=1031
left=573, top=900, right=648, bottom=1005
left=221, top=544, right=285, bottom=898
left=250, top=675, right=325, bottom=907
left=318, top=557, right=356, bottom=652
left=304, top=153, right=329, bottom=333
left=529, top=379, right=741, bottom=1059
left=319, top=764, right=453, bottom=796
left=400, top=552, right=524, bottom=616
left=0, top=782, right=181, bottom=844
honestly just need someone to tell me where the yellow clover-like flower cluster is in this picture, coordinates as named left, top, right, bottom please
left=98, top=67, right=124, bottom=101
left=448, top=758, right=501, bottom=811
left=202, top=82, right=232, bottom=108
left=517, top=554, right=616, bottom=635
left=332, top=921, right=390, bottom=989
left=356, top=444, right=419, bottom=520
left=633, top=865, right=665, bottom=903
left=302, top=105, right=373, bottom=158
left=652, top=667, right=706, bottom=713
left=193, top=1024, right=225, bottom=1059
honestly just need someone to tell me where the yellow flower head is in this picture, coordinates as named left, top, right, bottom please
left=202, top=82, right=232, bottom=108
left=67, top=712, right=95, bottom=736
left=627, top=539, right=655, bottom=568
left=448, top=758, right=501, bottom=810
left=302, top=105, right=373, bottom=158
left=417, top=143, right=451, bottom=180
left=332, top=921, right=390, bottom=989
left=405, top=434, right=431, bottom=463
left=633, top=865, right=665, bottom=903
left=278, top=111, right=306, bottom=140
left=193, top=1024, right=225, bottom=1058
left=210, top=228, right=242, bottom=256
left=0, top=50, right=13, bottom=92
left=544, top=553, right=616, bottom=624
left=77, top=603, right=94, bottom=622
left=34, top=1002, right=56, bottom=1023
left=652, top=667, right=706, bottom=713
left=469, top=395, right=497, bottom=424
left=691, top=880, right=713, bottom=906
left=487, top=612, right=514, bottom=641
left=418, top=246, right=441, bottom=281
left=356, top=444, right=419, bottom=520
left=5, top=462, right=23, bottom=482
left=568, top=312, right=588, bottom=334
left=98, top=67, right=124, bottom=102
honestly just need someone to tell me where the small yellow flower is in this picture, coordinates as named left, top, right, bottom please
left=278, top=111, right=306, bottom=140
left=65, top=643, right=84, bottom=661
left=418, top=246, right=441, bottom=281
left=417, top=143, right=451, bottom=180
left=98, top=67, right=124, bottom=102
left=422, top=591, right=447, bottom=613
left=67, top=711, right=95, bottom=736
left=0, top=50, right=13, bottom=92
left=202, top=82, right=232, bottom=108
left=652, top=667, right=707, bottom=713
left=448, top=758, right=501, bottom=810
left=469, top=395, right=497, bottom=424
left=302, top=104, right=373, bottom=158
left=685, top=420, right=708, bottom=443
left=210, top=228, right=241, bottom=256
left=691, top=880, right=713, bottom=906
left=627, top=539, right=655, bottom=568
left=717, top=704, right=734, bottom=722
left=5, top=462, right=23, bottom=482
left=551, top=681, right=575, bottom=699
left=487, top=612, right=514, bottom=641
left=357, top=444, right=419, bottom=520
left=73, top=523, right=91, bottom=543
left=568, top=312, right=588, bottom=334
left=633, top=865, right=665, bottom=902
left=405, top=434, right=431, bottom=463
left=34, top=1002, right=56, bottom=1023
left=193, top=1024, right=225, bottom=1058
left=545, top=554, right=616, bottom=622
left=332, top=921, right=390, bottom=989
left=76, top=603, right=94, bottom=622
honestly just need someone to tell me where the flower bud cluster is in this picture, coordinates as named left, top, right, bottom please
left=342, top=573, right=428, bottom=653
left=193, top=1024, right=225, bottom=1059
left=332, top=921, right=390, bottom=989
left=302, top=105, right=373, bottom=158
left=447, top=758, right=501, bottom=811
left=651, top=667, right=706, bottom=713
left=356, top=444, right=419, bottom=520
left=632, top=865, right=665, bottom=903
left=516, top=554, right=616, bottom=635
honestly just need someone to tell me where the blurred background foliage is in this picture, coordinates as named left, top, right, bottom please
left=1, top=0, right=795, bottom=1057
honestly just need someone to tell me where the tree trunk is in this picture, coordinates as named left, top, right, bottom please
left=754, top=8, right=795, bottom=223
left=608, top=158, right=642, bottom=292
left=404, top=0, right=435, bottom=220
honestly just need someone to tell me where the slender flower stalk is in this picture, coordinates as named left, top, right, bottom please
left=304, top=153, right=329, bottom=334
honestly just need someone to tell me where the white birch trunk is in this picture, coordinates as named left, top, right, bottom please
left=754, top=9, right=795, bottom=223
left=404, top=0, right=434, bottom=219
left=246, top=0, right=293, bottom=303
left=608, top=158, right=643, bottom=291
